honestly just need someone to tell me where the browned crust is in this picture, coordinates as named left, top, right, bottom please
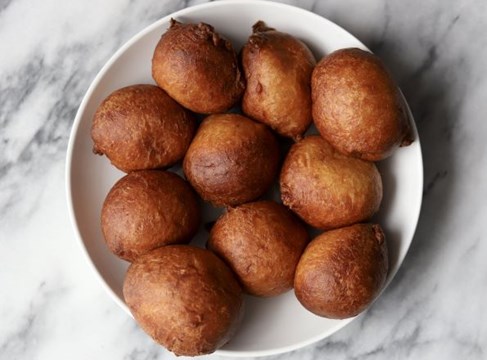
left=101, top=171, right=200, bottom=261
left=208, top=200, right=309, bottom=297
left=152, top=19, right=244, bottom=114
left=311, top=48, right=411, bottom=161
left=280, top=136, right=382, bottom=229
left=91, top=84, right=196, bottom=172
left=242, top=21, right=316, bottom=139
left=294, top=223, right=389, bottom=319
left=123, top=245, right=243, bottom=356
left=183, top=113, right=280, bottom=207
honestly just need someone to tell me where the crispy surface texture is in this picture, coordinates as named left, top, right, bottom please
left=123, top=246, right=243, bottom=356
left=312, top=48, right=411, bottom=161
left=101, top=171, right=200, bottom=262
left=152, top=19, right=244, bottom=114
left=280, top=136, right=382, bottom=229
left=294, top=223, right=389, bottom=319
left=242, top=21, right=316, bottom=139
left=91, top=84, right=196, bottom=172
left=183, top=113, right=279, bottom=207
left=208, top=200, right=309, bottom=297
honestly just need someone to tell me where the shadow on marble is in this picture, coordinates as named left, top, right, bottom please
left=371, top=40, right=456, bottom=293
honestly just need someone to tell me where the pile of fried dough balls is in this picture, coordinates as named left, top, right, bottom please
left=91, top=19, right=412, bottom=356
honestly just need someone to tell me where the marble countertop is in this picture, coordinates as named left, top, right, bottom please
left=1, top=0, right=486, bottom=359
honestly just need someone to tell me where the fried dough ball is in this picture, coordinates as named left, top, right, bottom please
left=91, top=84, right=196, bottom=172
left=101, top=171, right=200, bottom=261
left=123, top=245, right=243, bottom=356
left=241, top=21, right=316, bottom=139
left=294, top=224, right=389, bottom=319
left=208, top=201, right=309, bottom=297
left=312, top=48, right=411, bottom=161
left=183, top=114, right=279, bottom=207
left=152, top=19, right=244, bottom=114
left=280, top=136, right=382, bottom=230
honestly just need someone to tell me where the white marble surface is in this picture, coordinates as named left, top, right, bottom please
left=1, top=0, right=486, bottom=359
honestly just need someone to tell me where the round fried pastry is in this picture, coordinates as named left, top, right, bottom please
left=280, top=136, right=382, bottom=229
left=294, top=223, right=389, bottom=319
left=183, top=113, right=279, bottom=207
left=101, top=170, right=200, bottom=261
left=312, top=48, right=411, bottom=161
left=152, top=19, right=244, bottom=114
left=242, top=21, right=316, bottom=139
left=208, top=200, right=309, bottom=297
left=123, top=245, right=243, bottom=356
left=91, top=84, right=196, bottom=172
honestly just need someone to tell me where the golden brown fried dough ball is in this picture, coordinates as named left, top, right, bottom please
left=312, top=48, right=411, bottom=161
left=294, top=223, right=389, bottom=319
left=208, top=200, right=309, bottom=297
left=101, top=171, right=200, bottom=261
left=241, top=21, right=316, bottom=139
left=91, top=84, right=196, bottom=172
left=123, top=245, right=243, bottom=356
left=280, top=136, right=382, bottom=230
left=183, top=114, right=279, bottom=207
left=152, top=19, right=244, bottom=114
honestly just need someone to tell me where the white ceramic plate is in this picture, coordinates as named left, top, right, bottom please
left=66, top=0, right=423, bottom=357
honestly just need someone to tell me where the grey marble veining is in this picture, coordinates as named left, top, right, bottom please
left=1, top=0, right=486, bottom=359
